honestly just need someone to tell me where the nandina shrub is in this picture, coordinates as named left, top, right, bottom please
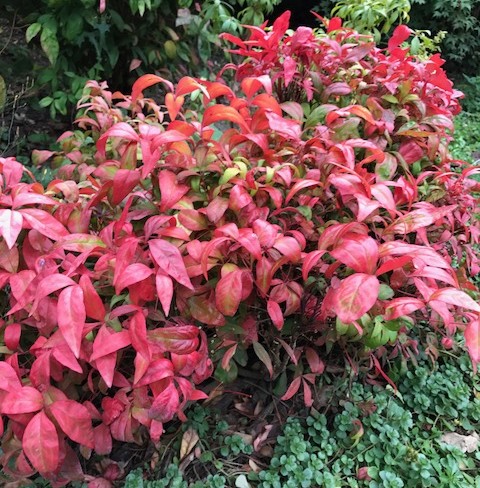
left=1, top=11, right=480, bottom=485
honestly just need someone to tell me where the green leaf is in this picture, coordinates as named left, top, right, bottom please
left=40, top=27, right=59, bottom=65
left=26, top=23, right=42, bottom=43
left=39, top=96, right=53, bottom=108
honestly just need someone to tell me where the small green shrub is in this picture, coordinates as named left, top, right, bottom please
left=449, top=112, right=480, bottom=163
left=2, top=0, right=280, bottom=118
left=409, top=0, right=480, bottom=76
left=330, top=0, right=411, bottom=41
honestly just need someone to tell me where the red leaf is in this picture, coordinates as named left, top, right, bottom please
left=376, top=256, right=413, bottom=276
left=187, top=293, right=226, bottom=326
left=384, top=297, right=425, bottom=320
left=215, top=270, right=243, bottom=316
left=155, top=272, right=174, bottom=316
left=464, top=319, right=480, bottom=371
left=285, top=180, right=320, bottom=204
left=148, top=326, right=199, bottom=354
left=0, top=386, right=43, bottom=414
left=158, top=170, right=189, bottom=212
left=0, top=209, right=23, bottom=249
left=90, top=327, right=131, bottom=361
left=96, top=122, right=140, bottom=157
left=149, top=239, right=193, bottom=289
left=202, top=105, right=249, bottom=132
left=58, top=285, right=86, bottom=358
left=386, top=205, right=456, bottom=235
left=165, top=93, right=184, bottom=120
left=134, top=358, right=174, bottom=387
left=327, top=17, right=342, bottom=32
left=330, top=234, right=379, bottom=274
left=49, top=400, right=94, bottom=448
left=112, top=169, right=141, bottom=205
left=333, top=274, right=380, bottom=323
left=280, top=376, right=301, bottom=401
left=79, top=275, right=106, bottom=321
left=23, top=411, right=60, bottom=473
left=21, top=208, right=69, bottom=241
left=388, top=25, right=411, bottom=52
left=114, top=263, right=153, bottom=294
left=129, top=312, right=151, bottom=384
left=305, top=347, right=325, bottom=374
left=149, top=382, right=179, bottom=423
left=175, top=76, right=209, bottom=97
left=265, top=111, right=301, bottom=139
left=267, top=300, right=284, bottom=330
left=131, top=74, right=174, bottom=103
left=429, top=288, right=480, bottom=312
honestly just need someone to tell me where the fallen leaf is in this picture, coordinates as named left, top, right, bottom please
left=180, top=428, right=199, bottom=460
left=440, top=432, right=479, bottom=453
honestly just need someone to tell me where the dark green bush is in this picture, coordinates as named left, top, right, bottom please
left=0, top=0, right=280, bottom=118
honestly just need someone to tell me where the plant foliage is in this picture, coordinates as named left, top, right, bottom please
left=0, top=12, right=479, bottom=484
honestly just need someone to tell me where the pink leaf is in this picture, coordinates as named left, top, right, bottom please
left=23, top=411, right=60, bottom=473
left=265, top=112, right=301, bottom=139
left=90, top=327, right=131, bottom=362
left=215, top=270, right=243, bottom=316
left=331, top=234, right=379, bottom=274
left=333, top=274, right=380, bottom=323
left=49, top=400, right=94, bottom=448
left=464, top=319, right=480, bottom=371
left=149, top=239, right=193, bottom=289
left=0, top=386, right=43, bottom=414
left=0, top=209, right=23, bottom=249
left=21, top=208, right=69, bottom=241
left=267, top=300, right=284, bottom=330
left=148, top=326, right=199, bottom=354
left=58, top=285, right=86, bottom=358
left=149, top=382, right=179, bottom=423
left=384, top=297, right=425, bottom=320
left=114, top=263, right=153, bottom=294
left=155, top=272, right=174, bottom=316
left=429, top=288, right=480, bottom=312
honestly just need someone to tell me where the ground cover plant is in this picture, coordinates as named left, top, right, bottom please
left=123, top=348, right=480, bottom=487
left=0, top=11, right=480, bottom=486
